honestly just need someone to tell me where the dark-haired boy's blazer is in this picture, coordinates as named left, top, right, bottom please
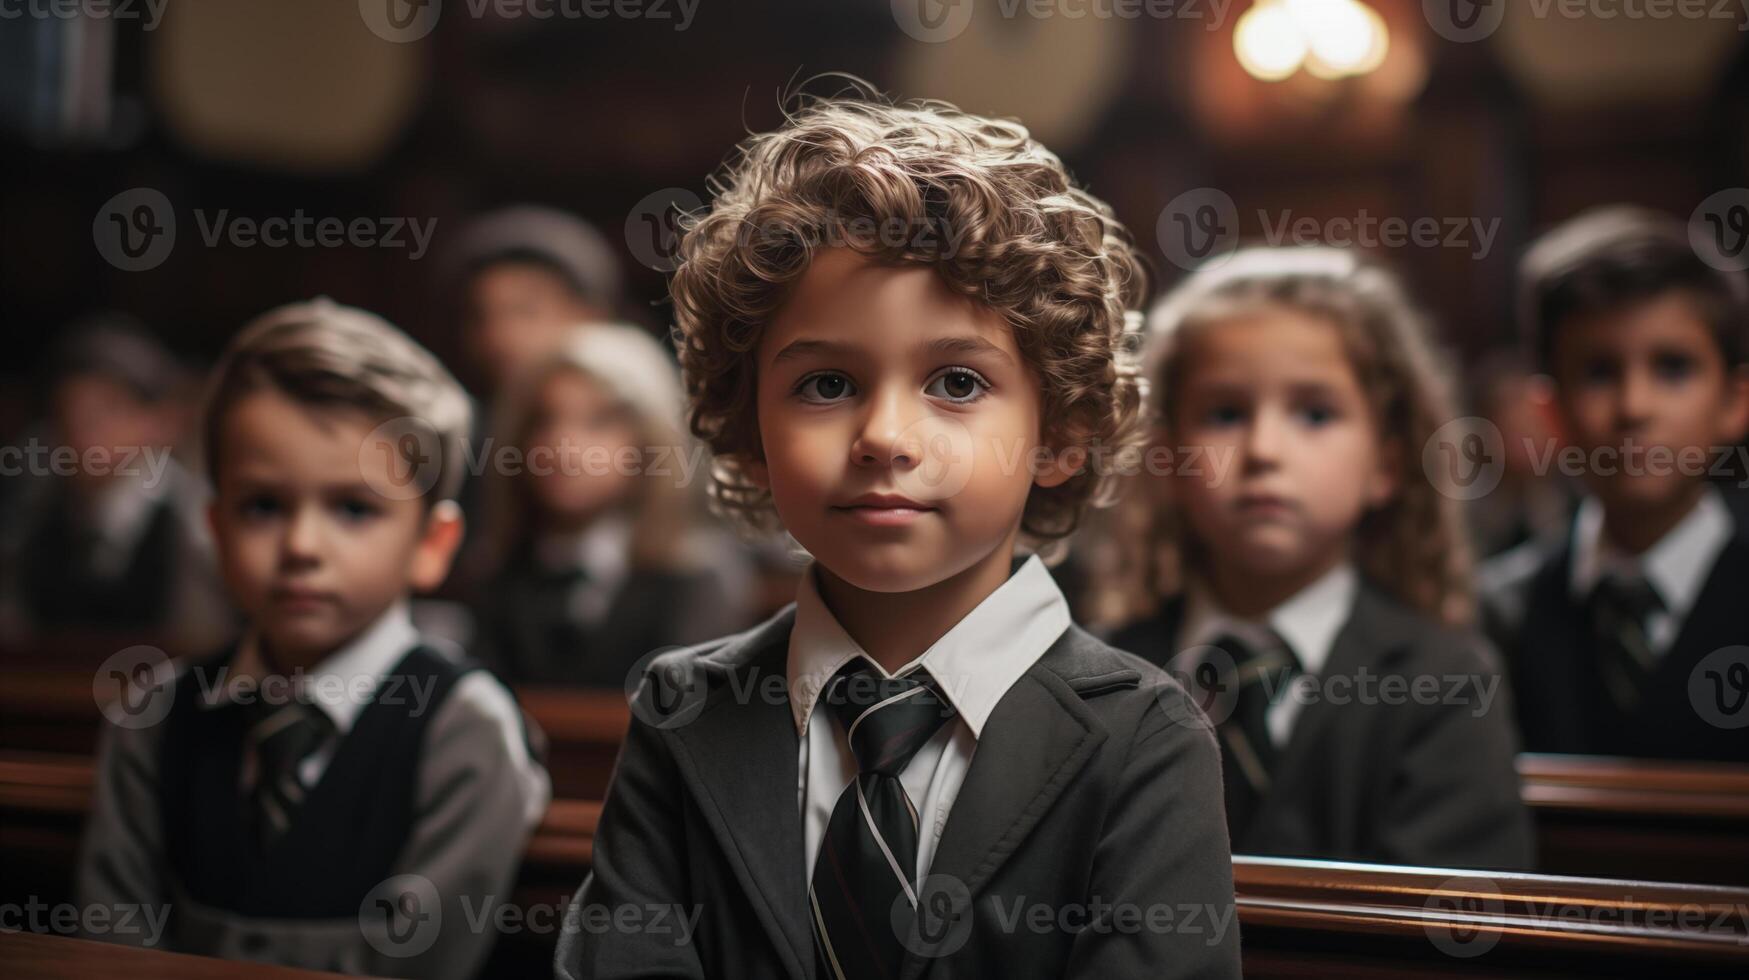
left=1110, top=583, right=1534, bottom=872
left=1479, top=522, right=1749, bottom=762
left=555, top=606, right=1241, bottom=980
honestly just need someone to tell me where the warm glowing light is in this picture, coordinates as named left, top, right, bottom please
left=1238, top=0, right=1387, bottom=82
left=1234, top=2, right=1308, bottom=82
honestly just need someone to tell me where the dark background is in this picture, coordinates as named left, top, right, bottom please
left=4, top=0, right=1748, bottom=419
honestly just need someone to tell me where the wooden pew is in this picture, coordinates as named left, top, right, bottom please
left=1518, top=753, right=1749, bottom=886
left=1234, top=856, right=1749, bottom=976
left=0, top=669, right=629, bottom=799
left=8, top=664, right=1749, bottom=883
left=0, top=930, right=355, bottom=979
left=9, top=750, right=1749, bottom=977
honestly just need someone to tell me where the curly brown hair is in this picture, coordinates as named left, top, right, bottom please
left=1093, top=247, right=1474, bottom=627
left=669, top=87, right=1148, bottom=560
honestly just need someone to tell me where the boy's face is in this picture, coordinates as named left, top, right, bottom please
left=523, top=369, right=640, bottom=524
left=464, top=260, right=604, bottom=393
left=1548, top=291, right=1749, bottom=518
left=55, top=375, right=173, bottom=488
left=207, top=389, right=463, bottom=666
left=748, top=247, right=1074, bottom=594
left=1166, top=309, right=1397, bottom=586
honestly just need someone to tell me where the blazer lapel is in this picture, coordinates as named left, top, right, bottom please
left=1259, top=585, right=1413, bottom=824
left=664, top=607, right=814, bottom=980
left=902, top=630, right=1106, bottom=980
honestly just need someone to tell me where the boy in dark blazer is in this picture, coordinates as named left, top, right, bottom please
left=75, top=299, right=550, bottom=978
left=556, top=94, right=1241, bottom=980
left=1481, top=207, right=1749, bottom=762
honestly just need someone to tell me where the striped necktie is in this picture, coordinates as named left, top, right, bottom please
left=810, top=663, right=956, bottom=980
left=1589, top=570, right=1664, bottom=713
left=246, top=698, right=333, bottom=847
left=1209, top=631, right=1301, bottom=842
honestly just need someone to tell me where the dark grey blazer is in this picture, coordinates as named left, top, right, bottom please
left=555, top=604, right=1242, bottom=979
left=1110, top=581, right=1536, bottom=872
left=1479, top=517, right=1749, bottom=762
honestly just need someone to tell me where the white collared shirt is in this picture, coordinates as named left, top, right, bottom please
left=212, top=600, right=547, bottom=826
left=1177, top=562, right=1359, bottom=747
left=532, top=511, right=634, bottom=628
left=790, top=554, right=1072, bottom=884
left=1567, top=485, right=1734, bottom=658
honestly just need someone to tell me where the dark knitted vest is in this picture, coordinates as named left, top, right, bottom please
left=159, top=645, right=483, bottom=918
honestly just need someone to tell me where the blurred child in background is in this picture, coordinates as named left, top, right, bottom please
left=450, top=205, right=625, bottom=399
left=466, top=323, right=755, bottom=686
left=0, top=315, right=234, bottom=653
left=1481, top=207, right=1749, bottom=762
left=1105, top=247, right=1534, bottom=870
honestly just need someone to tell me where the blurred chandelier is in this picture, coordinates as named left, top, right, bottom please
left=1233, top=0, right=1390, bottom=82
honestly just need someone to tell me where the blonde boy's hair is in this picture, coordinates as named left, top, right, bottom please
left=202, top=297, right=473, bottom=504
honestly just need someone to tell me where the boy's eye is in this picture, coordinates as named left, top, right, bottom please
left=238, top=495, right=280, bottom=519
left=1202, top=403, right=1246, bottom=427
left=924, top=368, right=991, bottom=404
left=1580, top=357, right=1619, bottom=385
left=335, top=498, right=382, bottom=521
left=1296, top=403, right=1337, bottom=426
left=1651, top=351, right=1696, bottom=382
left=794, top=371, right=855, bottom=403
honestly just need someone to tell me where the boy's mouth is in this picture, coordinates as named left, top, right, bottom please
left=831, top=492, right=940, bottom=527
left=1233, top=492, right=1299, bottom=518
left=270, top=585, right=338, bottom=611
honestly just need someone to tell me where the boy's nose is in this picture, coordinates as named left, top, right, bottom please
left=279, top=507, right=325, bottom=563
left=851, top=388, right=922, bottom=468
left=1613, top=367, right=1655, bottom=430
left=1242, top=407, right=1287, bottom=466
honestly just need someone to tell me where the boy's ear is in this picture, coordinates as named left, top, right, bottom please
left=1528, top=372, right=1571, bottom=445
left=1034, top=423, right=1089, bottom=490
left=1720, top=363, right=1749, bottom=444
left=409, top=500, right=466, bottom=593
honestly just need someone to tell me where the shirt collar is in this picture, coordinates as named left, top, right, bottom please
left=214, top=599, right=420, bottom=734
left=534, top=510, right=632, bottom=587
left=1569, top=485, right=1734, bottom=620
left=1180, top=562, right=1358, bottom=676
left=786, top=553, right=1072, bottom=740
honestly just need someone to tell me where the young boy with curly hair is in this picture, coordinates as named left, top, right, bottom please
left=556, top=92, right=1240, bottom=980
